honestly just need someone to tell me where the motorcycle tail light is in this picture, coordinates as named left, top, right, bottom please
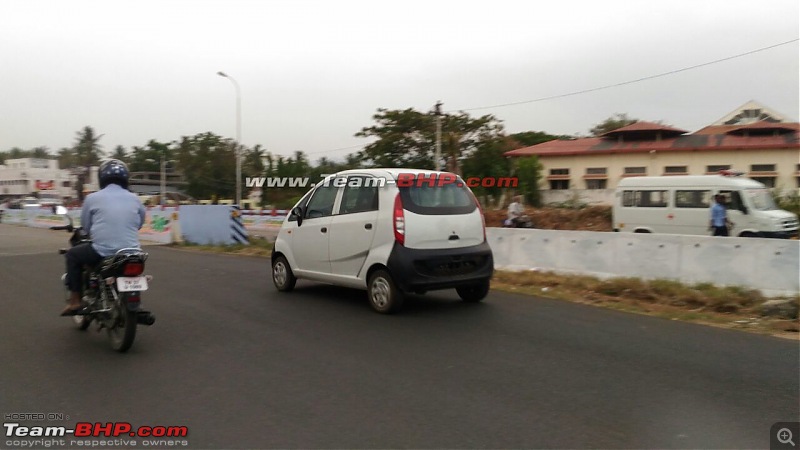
left=123, top=262, right=144, bottom=276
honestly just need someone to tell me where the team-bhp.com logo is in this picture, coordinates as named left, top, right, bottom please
left=5, top=421, right=188, bottom=437
left=246, top=173, right=519, bottom=189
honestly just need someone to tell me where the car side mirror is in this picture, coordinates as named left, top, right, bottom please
left=54, top=205, right=68, bottom=215
left=739, top=205, right=748, bottom=215
left=291, top=206, right=304, bottom=227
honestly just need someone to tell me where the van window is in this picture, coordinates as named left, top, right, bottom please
left=339, top=177, right=379, bottom=214
left=304, top=184, right=338, bottom=219
left=637, top=190, right=668, bottom=207
left=621, top=190, right=668, bottom=207
left=399, top=182, right=476, bottom=215
left=719, top=190, right=746, bottom=212
left=622, top=190, right=636, bottom=207
left=675, top=190, right=711, bottom=208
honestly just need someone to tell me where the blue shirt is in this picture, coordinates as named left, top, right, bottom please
left=711, top=203, right=727, bottom=227
left=81, top=184, right=146, bottom=257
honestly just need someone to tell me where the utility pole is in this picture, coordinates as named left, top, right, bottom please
left=434, top=101, right=443, bottom=171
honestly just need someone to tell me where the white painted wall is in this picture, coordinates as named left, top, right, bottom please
left=487, top=228, right=799, bottom=297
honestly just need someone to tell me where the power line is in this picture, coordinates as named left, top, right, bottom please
left=452, top=38, right=799, bottom=113
left=274, top=38, right=799, bottom=158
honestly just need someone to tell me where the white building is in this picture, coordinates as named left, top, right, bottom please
left=0, top=158, right=99, bottom=200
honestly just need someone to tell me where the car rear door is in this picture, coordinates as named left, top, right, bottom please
left=328, top=175, right=380, bottom=278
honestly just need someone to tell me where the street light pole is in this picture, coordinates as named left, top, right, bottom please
left=160, top=155, right=166, bottom=206
left=217, top=71, right=242, bottom=206
left=434, top=101, right=442, bottom=171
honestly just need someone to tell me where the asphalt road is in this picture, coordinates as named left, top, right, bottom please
left=1, top=224, right=798, bottom=449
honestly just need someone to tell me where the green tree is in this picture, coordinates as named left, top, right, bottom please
left=111, top=145, right=129, bottom=163
left=589, top=113, right=637, bottom=136
left=509, top=131, right=569, bottom=147
left=460, top=136, right=514, bottom=201
left=129, top=140, right=172, bottom=172
left=72, top=126, right=104, bottom=200
left=175, top=133, right=235, bottom=200
left=514, top=156, right=543, bottom=207
left=356, top=107, right=505, bottom=174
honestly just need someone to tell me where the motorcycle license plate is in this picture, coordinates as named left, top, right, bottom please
left=117, top=276, right=148, bottom=292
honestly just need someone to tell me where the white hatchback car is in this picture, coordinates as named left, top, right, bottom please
left=271, top=168, right=494, bottom=313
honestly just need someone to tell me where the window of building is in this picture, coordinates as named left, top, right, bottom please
left=664, top=166, right=688, bottom=175
left=706, top=165, right=731, bottom=174
left=623, top=167, right=647, bottom=176
left=585, top=179, right=607, bottom=190
left=751, top=177, right=776, bottom=188
left=549, top=180, right=569, bottom=190
left=586, top=167, right=607, bottom=175
left=675, top=190, right=711, bottom=208
left=550, top=168, right=569, bottom=176
left=750, top=164, right=776, bottom=172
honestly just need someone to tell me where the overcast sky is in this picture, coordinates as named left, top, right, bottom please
left=1, top=0, right=798, bottom=161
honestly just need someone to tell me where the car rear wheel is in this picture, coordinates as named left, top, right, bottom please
left=367, top=270, right=403, bottom=314
left=456, top=280, right=490, bottom=302
left=272, top=255, right=296, bottom=292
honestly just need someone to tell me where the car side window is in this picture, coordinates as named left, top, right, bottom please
left=304, top=184, right=338, bottom=219
left=340, top=177, right=379, bottom=215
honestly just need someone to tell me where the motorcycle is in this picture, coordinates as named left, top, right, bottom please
left=503, top=214, right=535, bottom=229
left=51, top=206, right=155, bottom=352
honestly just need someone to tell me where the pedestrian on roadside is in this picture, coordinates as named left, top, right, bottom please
left=709, top=194, right=733, bottom=236
left=506, top=195, right=523, bottom=227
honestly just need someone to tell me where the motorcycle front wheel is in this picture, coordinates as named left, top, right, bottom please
left=108, top=300, right=137, bottom=352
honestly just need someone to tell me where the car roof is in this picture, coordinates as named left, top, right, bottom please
left=330, top=168, right=455, bottom=180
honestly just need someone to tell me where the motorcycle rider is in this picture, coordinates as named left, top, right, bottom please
left=506, top=195, right=524, bottom=227
left=61, top=159, right=146, bottom=316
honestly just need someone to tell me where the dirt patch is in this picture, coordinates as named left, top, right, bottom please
left=485, top=205, right=613, bottom=231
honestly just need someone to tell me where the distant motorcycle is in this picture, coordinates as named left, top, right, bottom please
left=51, top=206, right=155, bottom=352
left=503, top=215, right=535, bottom=229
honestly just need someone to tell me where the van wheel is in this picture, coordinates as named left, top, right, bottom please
left=272, top=255, right=296, bottom=292
left=456, top=280, right=490, bottom=302
left=367, top=270, right=403, bottom=314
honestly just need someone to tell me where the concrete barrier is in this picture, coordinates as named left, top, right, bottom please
left=487, top=228, right=799, bottom=297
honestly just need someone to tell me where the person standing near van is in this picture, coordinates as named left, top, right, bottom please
left=709, top=194, right=733, bottom=236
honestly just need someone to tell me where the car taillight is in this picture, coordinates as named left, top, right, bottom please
left=122, top=262, right=144, bottom=276
left=393, top=193, right=405, bottom=246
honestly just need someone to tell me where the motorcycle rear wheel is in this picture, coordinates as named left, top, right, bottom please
left=108, top=302, right=137, bottom=352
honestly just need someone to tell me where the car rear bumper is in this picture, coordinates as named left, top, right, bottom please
left=386, top=241, right=494, bottom=292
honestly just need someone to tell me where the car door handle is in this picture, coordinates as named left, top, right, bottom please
left=320, top=227, right=327, bottom=233
left=365, top=223, right=373, bottom=230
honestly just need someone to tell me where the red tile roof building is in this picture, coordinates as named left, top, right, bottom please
left=504, top=101, right=799, bottom=198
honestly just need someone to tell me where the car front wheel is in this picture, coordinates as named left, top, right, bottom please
left=272, top=255, right=297, bottom=292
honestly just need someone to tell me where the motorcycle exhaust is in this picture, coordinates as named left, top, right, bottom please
left=137, top=311, right=156, bottom=326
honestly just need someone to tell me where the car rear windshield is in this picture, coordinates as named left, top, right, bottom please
left=399, top=183, right=476, bottom=215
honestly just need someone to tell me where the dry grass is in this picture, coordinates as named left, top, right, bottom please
left=493, top=270, right=799, bottom=337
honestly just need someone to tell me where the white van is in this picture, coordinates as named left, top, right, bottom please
left=613, top=174, right=799, bottom=238
left=271, top=169, right=494, bottom=313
